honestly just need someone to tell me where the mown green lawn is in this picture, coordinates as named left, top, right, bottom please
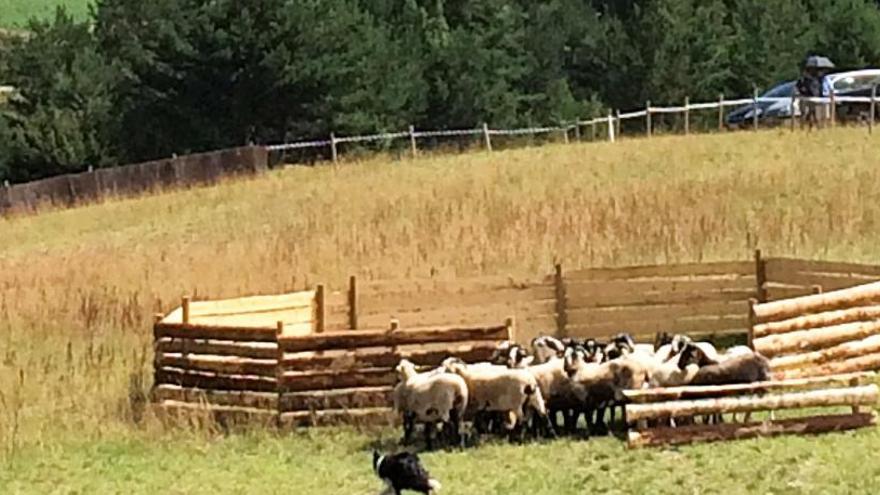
left=2, top=423, right=879, bottom=495
left=0, top=0, right=89, bottom=28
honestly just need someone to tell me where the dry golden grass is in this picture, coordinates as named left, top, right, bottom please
left=2, top=127, right=880, bottom=457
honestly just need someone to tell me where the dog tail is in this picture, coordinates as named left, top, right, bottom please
left=428, top=478, right=442, bottom=492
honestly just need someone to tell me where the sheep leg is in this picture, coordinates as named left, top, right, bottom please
left=424, top=422, right=435, bottom=450
left=401, top=412, right=415, bottom=445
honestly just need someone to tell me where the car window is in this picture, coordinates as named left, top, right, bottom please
left=833, top=74, right=880, bottom=92
left=763, top=82, right=794, bottom=98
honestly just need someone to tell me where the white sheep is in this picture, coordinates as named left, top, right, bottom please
left=441, top=357, right=554, bottom=441
left=393, top=359, right=469, bottom=449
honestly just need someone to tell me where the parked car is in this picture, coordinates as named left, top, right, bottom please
left=726, top=68, right=880, bottom=128
left=828, top=69, right=880, bottom=122
left=725, top=80, right=797, bottom=128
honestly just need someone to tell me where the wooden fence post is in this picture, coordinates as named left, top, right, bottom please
left=870, top=86, right=877, bottom=134
left=348, top=275, right=358, bottom=330
left=554, top=263, right=567, bottom=338
left=561, top=125, right=570, bottom=144
left=684, top=96, right=690, bottom=135
left=315, top=284, right=325, bottom=333
left=615, top=110, right=622, bottom=138
left=506, top=316, right=517, bottom=345
left=591, top=120, right=597, bottom=141
left=482, top=122, right=493, bottom=152
left=330, top=133, right=338, bottom=163
left=753, top=88, right=760, bottom=132
left=718, top=94, right=725, bottom=131
left=646, top=101, right=652, bottom=138
left=607, top=112, right=615, bottom=142
left=409, top=125, right=418, bottom=158
left=830, top=91, right=836, bottom=128
left=790, top=90, right=797, bottom=132
left=755, top=249, right=767, bottom=303
left=574, top=120, right=581, bottom=142
left=181, top=296, right=191, bottom=325
left=747, top=298, right=758, bottom=350
left=275, top=321, right=284, bottom=425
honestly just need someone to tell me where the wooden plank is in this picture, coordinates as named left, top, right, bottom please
left=753, top=281, right=880, bottom=323
left=155, top=338, right=277, bottom=360
left=568, top=288, right=756, bottom=309
left=754, top=305, right=880, bottom=338
left=567, top=300, right=745, bottom=327
left=278, top=324, right=509, bottom=353
left=152, top=385, right=277, bottom=410
left=357, top=301, right=555, bottom=330
left=278, top=368, right=397, bottom=393
left=154, top=323, right=276, bottom=342
left=156, top=354, right=277, bottom=377
left=359, top=285, right=554, bottom=315
left=155, top=367, right=277, bottom=392
left=161, top=291, right=316, bottom=323
left=566, top=315, right=748, bottom=340
left=157, top=400, right=278, bottom=424
left=189, top=306, right=314, bottom=329
left=626, top=384, right=879, bottom=422
left=279, top=407, right=396, bottom=427
left=623, top=372, right=876, bottom=404
left=765, top=285, right=816, bottom=302
left=779, top=352, right=880, bottom=379
left=771, top=335, right=880, bottom=371
left=279, top=386, right=392, bottom=412
left=281, top=342, right=498, bottom=372
left=766, top=258, right=880, bottom=278
left=765, top=270, right=879, bottom=293
left=567, top=261, right=754, bottom=281
left=568, top=278, right=756, bottom=310
left=361, top=276, right=538, bottom=296
left=628, top=412, right=877, bottom=448
left=753, top=320, right=880, bottom=358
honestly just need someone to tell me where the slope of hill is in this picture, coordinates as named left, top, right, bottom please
left=2, top=128, right=880, bottom=492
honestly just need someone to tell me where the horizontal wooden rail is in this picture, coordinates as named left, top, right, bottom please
left=628, top=412, right=877, bottom=448
left=753, top=305, right=880, bottom=338
left=279, top=407, right=395, bottom=427
left=622, top=372, right=875, bottom=404
left=155, top=367, right=277, bottom=392
left=753, top=281, right=880, bottom=323
left=771, top=335, right=880, bottom=371
left=155, top=338, right=277, bottom=360
left=753, top=320, right=880, bottom=358
left=280, top=342, right=497, bottom=372
left=156, top=354, right=276, bottom=377
left=152, top=385, right=277, bottom=410
left=155, top=323, right=276, bottom=342
left=626, top=384, right=879, bottom=422
left=278, top=324, right=509, bottom=353
left=280, top=386, right=393, bottom=412
left=778, top=352, right=880, bottom=379
left=278, top=368, right=397, bottom=393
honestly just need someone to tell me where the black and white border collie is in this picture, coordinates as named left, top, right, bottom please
left=373, top=451, right=441, bottom=495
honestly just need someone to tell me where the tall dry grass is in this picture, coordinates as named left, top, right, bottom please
left=2, top=127, right=880, bottom=457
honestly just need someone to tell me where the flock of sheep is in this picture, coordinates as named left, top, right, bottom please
left=392, top=333, right=772, bottom=448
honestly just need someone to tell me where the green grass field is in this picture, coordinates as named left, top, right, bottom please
left=0, top=0, right=89, bottom=28
left=3, top=128, right=880, bottom=493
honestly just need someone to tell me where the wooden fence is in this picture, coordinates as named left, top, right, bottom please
left=0, top=146, right=267, bottom=214
left=751, top=279, right=880, bottom=380
left=151, top=288, right=512, bottom=424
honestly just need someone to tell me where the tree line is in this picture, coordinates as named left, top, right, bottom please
left=2, top=0, right=880, bottom=184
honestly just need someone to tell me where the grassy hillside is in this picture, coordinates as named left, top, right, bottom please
left=2, top=128, right=880, bottom=492
left=0, top=0, right=89, bottom=28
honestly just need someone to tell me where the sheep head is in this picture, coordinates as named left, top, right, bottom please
left=395, top=359, right=418, bottom=381
left=676, top=342, right=708, bottom=370
left=531, top=336, right=565, bottom=363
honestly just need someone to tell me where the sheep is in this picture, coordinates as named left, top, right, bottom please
left=392, top=359, right=469, bottom=449
left=531, top=335, right=565, bottom=364
left=504, top=351, right=579, bottom=435
left=563, top=347, right=648, bottom=435
left=677, top=343, right=771, bottom=424
left=677, top=343, right=770, bottom=386
left=440, top=357, right=555, bottom=442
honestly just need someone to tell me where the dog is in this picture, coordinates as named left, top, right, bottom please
left=373, top=450, right=441, bottom=495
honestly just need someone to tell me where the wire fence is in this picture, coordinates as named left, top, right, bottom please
left=268, top=89, right=880, bottom=160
